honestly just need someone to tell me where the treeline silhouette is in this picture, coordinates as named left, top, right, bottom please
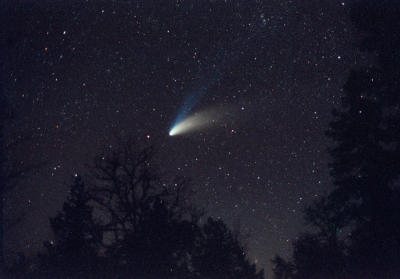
left=7, top=142, right=263, bottom=279
left=272, top=1, right=400, bottom=278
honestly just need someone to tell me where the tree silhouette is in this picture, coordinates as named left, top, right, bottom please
left=327, top=68, right=400, bottom=277
left=87, top=141, right=262, bottom=279
left=37, top=175, right=102, bottom=279
left=271, top=255, right=294, bottom=279
left=193, top=217, right=263, bottom=279
left=273, top=1, right=400, bottom=278
left=271, top=199, right=347, bottom=279
left=88, top=143, right=169, bottom=241
left=104, top=196, right=199, bottom=279
left=325, top=1, right=400, bottom=276
left=24, top=141, right=263, bottom=279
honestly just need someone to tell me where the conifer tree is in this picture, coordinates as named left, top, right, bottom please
left=39, top=175, right=101, bottom=278
left=273, top=1, right=400, bottom=277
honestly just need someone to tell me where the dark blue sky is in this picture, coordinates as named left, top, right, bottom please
left=2, top=0, right=358, bottom=276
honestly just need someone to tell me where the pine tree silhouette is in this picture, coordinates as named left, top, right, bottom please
left=272, top=1, right=400, bottom=278
left=38, top=175, right=101, bottom=278
left=325, top=2, right=400, bottom=276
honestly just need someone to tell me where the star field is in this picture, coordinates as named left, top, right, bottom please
left=2, top=0, right=357, bottom=276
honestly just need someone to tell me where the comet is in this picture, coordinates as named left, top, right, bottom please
left=169, top=109, right=221, bottom=136
left=169, top=15, right=267, bottom=137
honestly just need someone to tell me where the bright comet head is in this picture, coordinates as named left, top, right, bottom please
left=169, top=129, right=176, bottom=136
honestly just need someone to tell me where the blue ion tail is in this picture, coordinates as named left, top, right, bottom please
left=169, top=84, right=208, bottom=135
left=169, top=62, right=224, bottom=136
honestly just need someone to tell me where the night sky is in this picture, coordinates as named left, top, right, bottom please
left=2, top=0, right=358, bottom=276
